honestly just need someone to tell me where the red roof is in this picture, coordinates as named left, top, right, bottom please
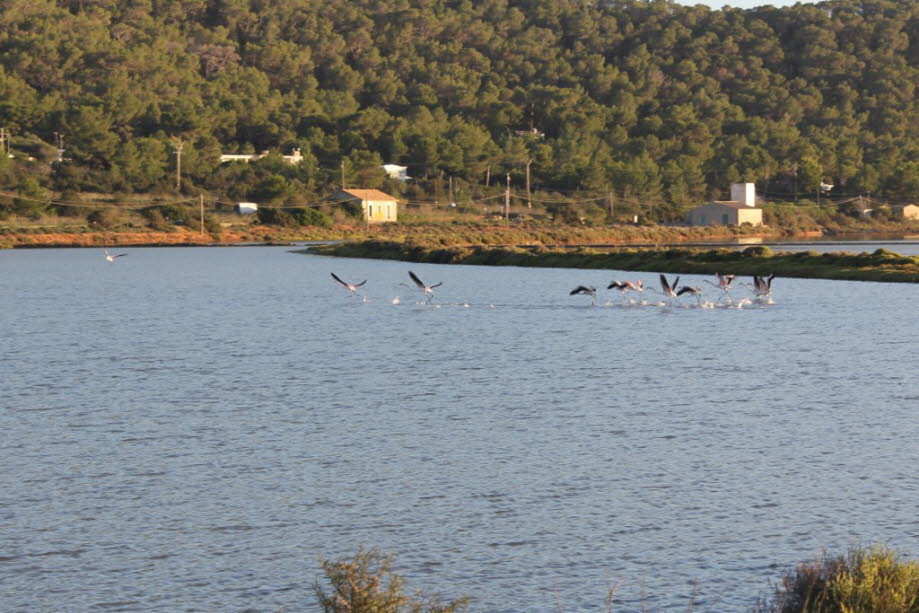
left=339, top=189, right=397, bottom=201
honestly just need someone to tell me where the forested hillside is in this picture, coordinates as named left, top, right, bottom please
left=1, top=0, right=917, bottom=219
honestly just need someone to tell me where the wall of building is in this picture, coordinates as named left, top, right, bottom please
left=364, top=200, right=398, bottom=222
left=686, top=203, right=762, bottom=226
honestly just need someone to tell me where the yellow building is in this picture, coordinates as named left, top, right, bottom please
left=334, top=189, right=398, bottom=223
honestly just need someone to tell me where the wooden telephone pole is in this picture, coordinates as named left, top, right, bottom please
left=173, top=140, right=184, bottom=193
left=526, top=159, right=533, bottom=208
left=199, top=194, right=205, bottom=236
left=505, top=172, right=511, bottom=224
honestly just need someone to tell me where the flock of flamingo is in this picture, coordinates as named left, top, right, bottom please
left=569, top=272, right=776, bottom=307
left=101, top=248, right=774, bottom=308
left=331, top=269, right=777, bottom=308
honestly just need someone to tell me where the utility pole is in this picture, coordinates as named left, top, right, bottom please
left=53, top=132, right=65, bottom=162
left=0, top=127, right=10, bottom=157
left=485, top=164, right=491, bottom=187
left=608, top=191, right=614, bottom=223
left=505, top=172, right=511, bottom=224
left=340, top=160, right=346, bottom=189
left=448, top=175, right=453, bottom=205
left=199, top=194, right=205, bottom=236
left=526, top=159, right=533, bottom=208
left=173, top=140, right=184, bottom=193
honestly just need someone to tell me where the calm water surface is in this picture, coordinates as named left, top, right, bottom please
left=2, top=246, right=918, bottom=612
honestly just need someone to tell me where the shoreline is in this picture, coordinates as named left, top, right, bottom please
left=1, top=223, right=916, bottom=251
left=306, top=240, right=919, bottom=283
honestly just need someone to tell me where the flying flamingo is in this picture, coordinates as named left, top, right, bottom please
left=103, top=248, right=127, bottom=262
left=676, top=285, right=704, bottom=306
left=570, top=285, right=598, bottom=305
left=658, top=274, right=680, bottom=305
left=607, top=280, right=630, bottom=303
left=742, top=274, right=776, bottom=300
left=705, top=272, right=736, bottom=303
left=608, top=279, right=644, bottom=304
left=408, top=270, right=442, bottom=303
left=330, top=272, right=366, bottom=296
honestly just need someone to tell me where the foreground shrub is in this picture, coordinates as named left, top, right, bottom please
left=757, top=546, right=919, bottom=613
left=315, top=548, right=469, bottom=613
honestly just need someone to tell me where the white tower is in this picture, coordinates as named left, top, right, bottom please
left=730, top=183, right=756, bottom=207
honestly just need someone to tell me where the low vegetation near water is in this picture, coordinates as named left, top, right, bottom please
left=310, top=240, right=919, bottom=283
left=313, top=546, right=919, bottom=612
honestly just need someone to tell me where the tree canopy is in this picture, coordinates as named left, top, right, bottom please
left=1, top=0, right=917, bottom=218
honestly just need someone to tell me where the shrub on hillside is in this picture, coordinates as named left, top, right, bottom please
left=87, top=207, right=122, bottom=228
left=257, top=206, right=331, bottom=228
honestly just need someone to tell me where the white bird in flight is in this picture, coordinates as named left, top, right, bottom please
left=408, top=271, right=442, bottom=303
left=330, top=272, right=367, bottom=296
left=104, top=248, right=127, bottom=262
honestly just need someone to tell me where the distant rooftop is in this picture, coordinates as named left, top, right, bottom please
left=339, top=189, right=397, bottom=201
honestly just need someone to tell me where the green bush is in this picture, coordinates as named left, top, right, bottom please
left=257, top=206, right=331, bottom=228
left=314, top=548, right=469, bottom=613
left=142, top=208, right=172, bottom=231
left=87, top=207, right=122, bottom=228
left=742, top=245, right=774, bottom=257
left=757, top=546, right=919, bottom=613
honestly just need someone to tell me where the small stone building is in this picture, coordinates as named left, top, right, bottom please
left=891, top=204, right=919, bottom=220
left=686, top=182, right=763, bottom=227
left=333, top=189, right=398, bottom=223
left=686, top=201, right=763, bottom=226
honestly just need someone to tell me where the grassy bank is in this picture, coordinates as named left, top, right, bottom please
left=0, top=219, right=795, bottom=248
left=310, top=240, right=919, bottom=283
left=3, top=218, right=918, bottom=254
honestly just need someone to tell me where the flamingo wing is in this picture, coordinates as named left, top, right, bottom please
left=354, top=280, right=367, bottom=287
left=429, top=282, right=443, bottom=289
left=408, top=270, right=426, bottom=289
left=659, top=274, right=671, bottom=294
left=330, top=272, right=349, bottom=287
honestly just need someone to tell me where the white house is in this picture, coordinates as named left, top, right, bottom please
left=381, top=164, right=411, bottom=181
left=219, top=148, right=304, bottom=164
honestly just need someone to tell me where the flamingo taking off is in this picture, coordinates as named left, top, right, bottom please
left=754, top=273, right=775, bottom=297
left=570, top=285, right=598, bottom=305
left=743, top=273, right=776, bottom=300
left=658, top=274, right=681, bottom=303
left=331, top=272, right=367, bottom=296
left=408, top=270, right=442, bottom=303
left=104, top=248, right=127, bottom=262
left=608, top=280, right=644, bottom=304
left=705, top=272, right=736, bottom=303
left=677, top=285, right=703, bottom=306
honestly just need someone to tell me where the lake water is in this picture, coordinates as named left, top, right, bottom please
left=2, top=246, right=918, bottom=612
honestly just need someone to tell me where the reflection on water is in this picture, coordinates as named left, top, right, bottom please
left=2, top=247, right=919, bottom=612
